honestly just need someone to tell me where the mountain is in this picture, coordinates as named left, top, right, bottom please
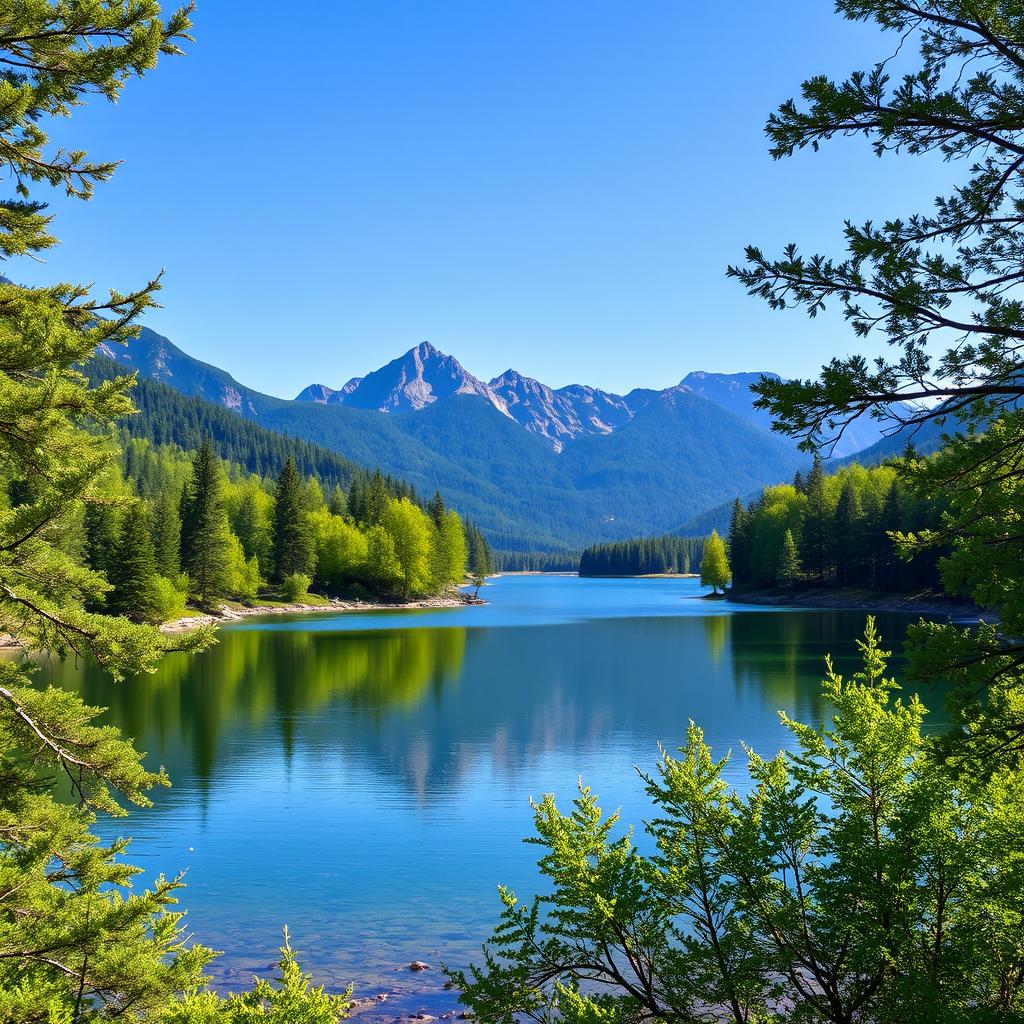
left=488, top=370, right=640, bottom=450
left=98, top=330, right=808, bottom=551
left=679, top=370, right=892, bottom=458
left=320, top=341, right=509, bottom=415
left=295, top=383, right=337, bottom=404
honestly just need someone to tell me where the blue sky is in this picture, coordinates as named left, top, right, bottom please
left=22, top=1, right=956, bottom=399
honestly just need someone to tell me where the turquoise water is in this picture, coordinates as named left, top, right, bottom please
left=44, top=575, right=945, bottom=1017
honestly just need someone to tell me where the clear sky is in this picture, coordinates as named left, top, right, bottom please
left=20, top=1, right=956, bottom=399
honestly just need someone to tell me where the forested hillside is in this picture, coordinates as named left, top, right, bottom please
left=578, top=535, right=705, bottom=576
left=98, top=330, right=806, bottom=550
left=728, top=458, right=943, bottom=594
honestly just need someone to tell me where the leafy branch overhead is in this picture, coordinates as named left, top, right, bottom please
left=729, top=1, right=1024, bottom=449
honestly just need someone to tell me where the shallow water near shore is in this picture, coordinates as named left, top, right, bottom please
left=42, top=575, right=950, bottom=1019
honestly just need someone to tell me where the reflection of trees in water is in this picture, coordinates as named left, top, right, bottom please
left=43, top=626, right=468, bottom=786
left=727, top=610, right=948, bottom=730
left=702, top=614, right=730, bottom=664
left=33, top=610, right=945, bottom=809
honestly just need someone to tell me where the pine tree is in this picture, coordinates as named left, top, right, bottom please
left=727, top=498, right=750, bottom=587
left=834, top=477, right=864, bottom=588
left=272, top=456, right=314, bottom=583
left=778, top=528, right=801, bottom=602
left=109, top=503, right=161, bottom=623
left=329, top=483, right=348, bottom=517
left=180, top=439, right=233, bottom=605
left=152, top=489, right=181, bottom=578
left=427, top=490, right=446, bottom=528
left=0, top=6, right=219, bottom=1018
left=802, top=456, right=830, bottom=583
left=82, top=500, right=119, bottom=581
left=700, top=530, right=731, bottom=595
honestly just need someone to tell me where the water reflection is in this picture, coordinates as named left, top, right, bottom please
left=27, top=578, right=947, bottom=1007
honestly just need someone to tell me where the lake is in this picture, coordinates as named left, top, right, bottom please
left=42, top=575, right=947, bottom=1018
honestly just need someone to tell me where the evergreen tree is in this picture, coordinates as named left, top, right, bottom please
left=778, top=527, right=801, bottom=601
left=427, top=490, right=446, bottom=528
left=329, top=483, right=348, bottom=517
left=833, top=477, right=864, bottom=587
left=272, top=456, right=314, bottom=583
left=0, top=5, right=220, bottom=1018
left=181, top=439, right=233, bottom=605
left=109, top=503, right=161, bottom=623
left=727, top=498, right=750, bottom=587
left=152, top=489, right=182, bottom=578
left=700, top=530, right=731, bottom=594
left=802, top=456, right=830, bottom=582
left=82, top=499, right=119, bottom=583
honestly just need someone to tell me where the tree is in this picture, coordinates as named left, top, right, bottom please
left=778, top=527, right=801, bottom=601
left=727, top=0, right=1024, bottom=757
left=700, top=529, right=730, bottom=594
left=426, top=490, right=446, bottom=528
left=452, top=621, right=1024, bottom=1022
left=328, top=483, right=348, bottom=517
left=152, top=488, right=182, bottom=578
left=833, top=476, right=864, bottom=587
left=180, top=439, right=233, bottom=605
left=802, top=455, right=830, bottom=582
left=109, top=502, right=161, bottom=623
left=169, top=928, right=352, bottom=1023
left=381, top=498, right=432, bottom=598
left=727, top=498, right=750, bottom=586
left=430, top=508, right=467, bottom=590
left=0, top=4, right=222, bottom=1018
left=272, top=456, right=314, bottom=583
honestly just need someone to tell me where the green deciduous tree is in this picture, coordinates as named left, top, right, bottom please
left=452, top=621, right=1024, bottom=1023
left=700, top=529, right=731, bottom=594
left=381, top=497, right=432, bottom=598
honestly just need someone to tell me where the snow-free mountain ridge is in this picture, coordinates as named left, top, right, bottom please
left=295, top=342, right=881, bottom=457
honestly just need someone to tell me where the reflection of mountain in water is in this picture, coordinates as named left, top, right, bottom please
left=39, top=608, right=943, bottom=810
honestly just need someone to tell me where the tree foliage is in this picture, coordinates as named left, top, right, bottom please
left=578, top=535, right=704, bottom=577
left=699, top=530, right=730, bottom=594
left=452, top=622, right=1024, bottom=1023
left=728, top=0, right=1024, bottom=761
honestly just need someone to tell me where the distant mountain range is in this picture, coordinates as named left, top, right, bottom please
left=97, top=330, right=894, bottom=551
left=291, top=342, right=886, bottom=457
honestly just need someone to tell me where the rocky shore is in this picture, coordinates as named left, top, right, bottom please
left=160, top=592, right=476, bottom=634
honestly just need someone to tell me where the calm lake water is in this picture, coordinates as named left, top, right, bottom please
left=41, top=575, right=948, bottom=1017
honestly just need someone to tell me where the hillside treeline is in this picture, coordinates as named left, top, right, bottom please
left=728, top=459, right=943, bottom=592
left=44, top=433, right=495, bottom=624
left=578, top=535, right=705, bottom=576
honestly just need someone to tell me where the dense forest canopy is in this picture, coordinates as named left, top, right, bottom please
left=578, top=535, right=705, bottom=577
left=729, top=457, right=943, bottom=592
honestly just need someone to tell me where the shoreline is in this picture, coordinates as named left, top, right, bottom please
left=159, top=594, right=472, bottom=634
left=728, top=586, right=992, bottom=622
